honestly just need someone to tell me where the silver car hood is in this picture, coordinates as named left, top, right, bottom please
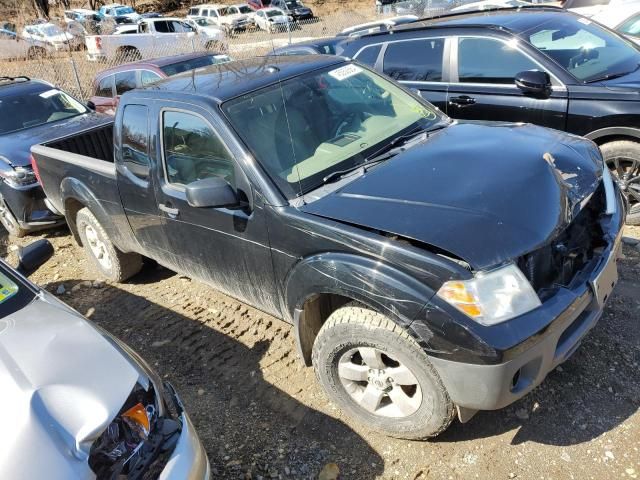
left=0, top=294, right=142, bottom=479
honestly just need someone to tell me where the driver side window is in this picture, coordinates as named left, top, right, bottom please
left=162, top=110, right=235, bottom=188
left=457, top=37, right=538, bottom=84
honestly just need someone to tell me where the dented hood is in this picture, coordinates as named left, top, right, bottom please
left=0, top=295, right=141, bottom=479
left=301, top=122, right=603, bottom=270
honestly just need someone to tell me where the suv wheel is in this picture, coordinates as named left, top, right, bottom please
left=0, top=196, right=27, bottom=237
left=76, top=207, right=142, bottom=282
left=312, top=302, right=455, bottom=439
left=601, top=140, right=640, bottom=225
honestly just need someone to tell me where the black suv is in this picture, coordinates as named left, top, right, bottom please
left=337, top=7, right=640, bottom=224
left=0, top=77, right=104, bottom=237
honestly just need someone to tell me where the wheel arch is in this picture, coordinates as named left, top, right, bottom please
left=285, top=252, right=436, bottom=366
left=585, top=126, right=640, bottom=145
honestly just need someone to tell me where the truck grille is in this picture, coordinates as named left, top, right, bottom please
left=517, top=185, right=607, bottom=298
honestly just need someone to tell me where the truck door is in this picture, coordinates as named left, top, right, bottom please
left=116, top=103, right=172, bottom=258
left=153, top=105, right=280, bottom=316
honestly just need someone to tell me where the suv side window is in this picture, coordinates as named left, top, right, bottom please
left=355, top=44, right=382, bottom=67
left=115, top=71, right=136, bottom=95
left=96, top=75, right=114, bottom=97
left=383, top=38, right=444, bottom=81
left=162, top=110, right=235, bottom=187
left=121, top=105, right=150, bottom=180
left=457, top=37, right=538, bottom=84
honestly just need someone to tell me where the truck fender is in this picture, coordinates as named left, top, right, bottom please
left=586, top=126, right=640, bottom=143
left=60, top=177, right=116, bottom=245
left=285, top=252, right=436, bottom=365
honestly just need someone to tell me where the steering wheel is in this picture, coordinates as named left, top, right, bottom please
left=569, top=47, right=598, bottom=70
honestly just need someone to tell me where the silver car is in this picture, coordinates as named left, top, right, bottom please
left=0, top=240, right=209, bottom=479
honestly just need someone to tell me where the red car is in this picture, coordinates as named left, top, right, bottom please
left=89, top=51, right=231, bottom=115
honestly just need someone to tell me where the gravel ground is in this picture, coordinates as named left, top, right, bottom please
left=3, top=226, right=639, bottom=480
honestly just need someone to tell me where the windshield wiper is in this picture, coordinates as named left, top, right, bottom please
left=321, top=123, right=446, bottom=185
left=586, top=62, right=640, bottom=83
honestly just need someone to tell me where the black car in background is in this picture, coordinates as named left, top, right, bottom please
left=336, top=7, right=640, bottom=224
left=0, top=77, right=107, bottom=237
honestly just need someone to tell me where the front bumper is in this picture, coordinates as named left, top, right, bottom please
left=0, top=181, right=64, bottom=232
left=428, top=191, right=624, bottom=414
left=160, top=413, right=210, bottom=480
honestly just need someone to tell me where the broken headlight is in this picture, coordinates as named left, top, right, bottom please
left=88, top=382, right=181, bottom=479
left=436, top=263, right=541, bottom=326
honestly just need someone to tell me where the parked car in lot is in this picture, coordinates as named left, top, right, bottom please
left=184, top=16, right=227, bottom=42
left=593, top=4, right=640, bottom=43
left=0, top=77, right=106, bottom=237
left=0, top=25, right=39, bottom=60
left=85, top=17, right=225, bottom=62
left=97, top=3, right=141, bottom=23
left=254, top=8, right=293, bottom=31
left=227, top=3, right=258, bottom=25
left=270, top=37, right=342, bottom=55
left=89, top=52, right=232, bottom=115
left=21, top=22, right=82, bottom=53
left=271, top=0, right=314, bottom=20
left=0, top=239, right=209, bottom=479
left=339, top=7, right=640, bottom=224
left=32, top=55, right=623, bottom=439
left=562, top=0, right=640, bottom=17
left=187, top=3, right=253, bottom=33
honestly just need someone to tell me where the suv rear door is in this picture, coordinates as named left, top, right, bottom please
left=353, top=36, right=450, bottom=113
left=445, top=35, right=568, bottom=131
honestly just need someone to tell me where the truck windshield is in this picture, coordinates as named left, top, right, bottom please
left=0, top=87, right=88, bottom=135
left=223, top=63, right=444, bottom=198
left=523, top=14, right=640, bottom=82
left=115, top=6, right=135, bottom=15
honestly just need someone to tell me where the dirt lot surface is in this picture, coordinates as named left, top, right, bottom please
left=4, top=225, right=639, bottom=480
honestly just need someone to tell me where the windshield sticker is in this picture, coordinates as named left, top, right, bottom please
left=328, top=64, right=363, bottom=81
left=39, top=89, right=59, bottom=99
left=0, top=273, right=18, bottom=304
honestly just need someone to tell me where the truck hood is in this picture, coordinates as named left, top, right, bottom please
left=0, top=295, right=142, bottom=479
left=300, top=122, right=603, bottom=270
left=0, top=112, right=109, bottom=167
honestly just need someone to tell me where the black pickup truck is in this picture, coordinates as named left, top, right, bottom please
left=33, top=55, right=624, bottom=439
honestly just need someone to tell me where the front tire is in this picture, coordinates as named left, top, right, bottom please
left=312, top=302, right=455, bottom=439
left=76, top=207, right=142, bottom=282
left=600, top=140, right=640, bottom=225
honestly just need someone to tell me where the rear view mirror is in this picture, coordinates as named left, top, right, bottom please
left=515, top=70, right=552, bottom=97
left=17, top=239, right=53, bottom=277
left=185, top=176, right=238, bottom=208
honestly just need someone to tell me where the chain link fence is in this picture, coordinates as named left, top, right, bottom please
left=0, top=4, right=457, bottom=101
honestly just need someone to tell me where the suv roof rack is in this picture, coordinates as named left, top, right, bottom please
left=356, top=5, right=563, bottom=38
left=0, top=76, right=31, bottom=84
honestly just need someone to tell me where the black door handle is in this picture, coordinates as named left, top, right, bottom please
left=449, top=95, right=477, bottom=107
left=159, top=203, right=179, bottom=218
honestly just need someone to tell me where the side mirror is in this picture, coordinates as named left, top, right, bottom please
left=17, top=239, right=54, bottom=277
left=515, top=70, right=552, bottom=97
left=87, top=100, right=96, bottom=110
left=185, top=176, right=238, bottom=208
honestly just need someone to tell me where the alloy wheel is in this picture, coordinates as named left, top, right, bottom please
left=607, top=156, right=640, bottom=213
left=337, top=346, right=422, bottom=418
left=84, top=224, right=112, bottom=270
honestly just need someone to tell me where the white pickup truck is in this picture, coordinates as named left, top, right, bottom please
left=85, top=17, right=226, bottom=62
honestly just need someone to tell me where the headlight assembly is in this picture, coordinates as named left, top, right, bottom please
left=436, top=263, right=541, bottom=326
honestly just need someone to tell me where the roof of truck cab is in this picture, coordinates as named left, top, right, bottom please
left=146, top=54, right=344, bottom=102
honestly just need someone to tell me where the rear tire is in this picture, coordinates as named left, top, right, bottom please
left=600, top=140, right=640, bottom=225
left=118, top=47, right=141, bottom=63
left=312, top=302, right=455, bottom=439
left=76, top=207, right=142, bottom=282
